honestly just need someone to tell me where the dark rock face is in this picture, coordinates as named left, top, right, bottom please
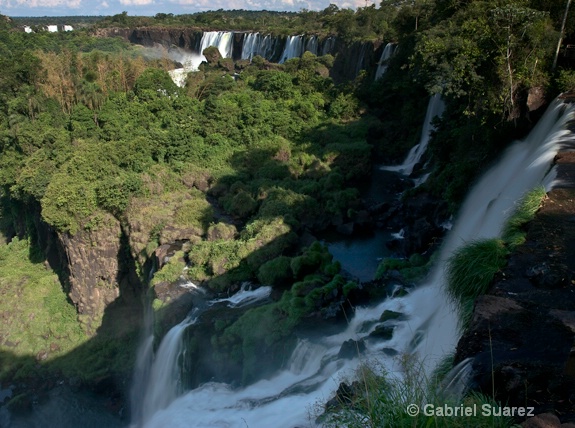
left=454, top=170, right=575, bottom=423
left=58, top=213, right=124, bottom=333
left=93, top=28, right=381, bottom=81
left=94, top=27, right=203, bottom=51
left=338, top=339, right=366, bottom=359
left=378, top=191, right=449, bottom=256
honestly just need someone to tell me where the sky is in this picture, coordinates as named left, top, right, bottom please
left=0, top=0, right=366, bottom=17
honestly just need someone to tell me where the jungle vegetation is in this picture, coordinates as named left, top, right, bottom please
left=0, top=0, right=573, bottom=393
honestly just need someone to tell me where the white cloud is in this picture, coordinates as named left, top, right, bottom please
left=119, top=0, right=154, bottom=4
left=169, top=0, right=318, bottom=11
left=10, top=0, right=82, bottom=7
left=100, top=0, right=109, bottom=7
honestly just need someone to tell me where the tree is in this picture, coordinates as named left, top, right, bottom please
left=490, top=4, right=551, bottom=116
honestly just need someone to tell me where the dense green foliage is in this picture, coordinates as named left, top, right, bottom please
left=0, top=0, right=573, bottom=402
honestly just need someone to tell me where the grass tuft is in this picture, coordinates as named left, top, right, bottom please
left=446, top=239, right=508, bottom=308
left=321, top=357, right=515, bottom=428
left=502, top=186, right=546, bottom=249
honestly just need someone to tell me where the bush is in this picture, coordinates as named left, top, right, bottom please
left=446, top=239, right=508, bottom=310
left=557, top=69, right=575, bottom=93
left=257, top=256, right=293, bottom=287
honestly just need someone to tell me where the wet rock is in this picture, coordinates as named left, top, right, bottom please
left=382, top=348, right=399, bottom=356
left=522, top=413, right=561, bottom=428
left=379, top=310, right=404, bottom=322
left=369, top=325, right=394, bottom=340
left=338, top=339, right=366, bottom=359
left=325, top=382, right=354, bottom=409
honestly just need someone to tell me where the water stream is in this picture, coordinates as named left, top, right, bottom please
left=133, top=99, right=575, bottom=427
left=381, top=93, right=445, bottom=177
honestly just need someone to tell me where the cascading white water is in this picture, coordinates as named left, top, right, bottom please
left=199, top=31, right=234, bottom=59
left=208, top=283, right=272, bottom=307
left=305, top=35, right=319, bottom=56
left=167, top=31, right=234, bottom=87
left=136, top=99, right=574, bottom=428
left=381, top=93, right=446, bottom=176
left=393, top=98, right=574, bottom=372
left=375, top=42, right=396, bottom=80
left=280, top=35, right=304, bottom=63
left=140, top=312, right=199, bottom=423
left=135, top=286, right=274, bottom=426
left=321, top=36, right=336, bottom=56
left=241, top=33, right=278, bottom=61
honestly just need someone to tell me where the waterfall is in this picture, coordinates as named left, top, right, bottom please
left=241, top=33, right=278, bottom=61
left=134, top=286, right=274, bottom=426
left=199, top=31, right=234, bottom=59
left=140, top=312, right=199, bottom=423
left=304, top=35, right=319, bottom=56
left=133, top=98, right=574, bottom=428
left=321, top=36, right=336, bottom=56
left=381, top=93, right=446, bottom=176
left=279, top=35, right=304, bottom=63
left=375, top=42, right=396, bottom=80
left=241, top=32, right=260, bottom=60
left=396, top=98, right=574, bottom=372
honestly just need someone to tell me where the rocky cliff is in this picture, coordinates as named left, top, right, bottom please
left=454, top=150, right=575, bottom=423
left=94, top=27, right=383, bottom=82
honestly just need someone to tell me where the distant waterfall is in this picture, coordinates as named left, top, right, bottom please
left=381, top=93, right=445, bottom=176
left=375, top=42, right=396, bottom=79
left=304, top=35, right=319, bottom=55
left=167, top=31, right=234, bottom=87
left=136, top=98, right=574, bottom=428
left=199, top=31, right=234, bottom=58
left=321, top=36, right=336, bottom=56
left=279, top=35, right=304, bottom=63
left=241, top=33, right=279, bottom=61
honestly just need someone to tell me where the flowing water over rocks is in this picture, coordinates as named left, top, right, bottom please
left=131, top=99, right=575, bottom=427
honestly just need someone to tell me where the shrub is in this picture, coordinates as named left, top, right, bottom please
left=446, top=239, right=508, bottom=311
left=256, top=256, right=293, bottom=287
left=557, top=69, right=575, bottom=93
